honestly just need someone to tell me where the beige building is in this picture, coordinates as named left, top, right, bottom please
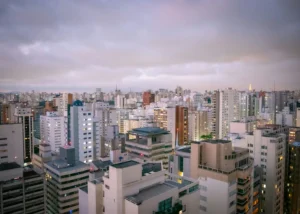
left=154, top=108, right=168, bottom=130
left=188, top=110, right=211, bottom=141
left=189, top=140, right=259, bottom=214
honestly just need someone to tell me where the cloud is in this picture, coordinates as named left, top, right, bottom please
left=0, top=0, right=300, bottom=92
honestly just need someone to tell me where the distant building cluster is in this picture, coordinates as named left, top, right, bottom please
left=1, top=86, right=300, bottom=213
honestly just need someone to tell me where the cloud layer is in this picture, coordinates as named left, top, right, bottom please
left=1, top=0, right=300, bottom=92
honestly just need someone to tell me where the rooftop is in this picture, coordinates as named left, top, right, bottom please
left=128, top=127, right=169, bottom=137
left=0, top=162, right=21, bottom=171
left=176, top=146, right=191, bottom=153
left=92, top=160, right=112, bottom=170
left=45, top=159, right=88, bottom=173
left=192, top=139, right=231, bottom=144
left=165, top=180, right=192, bottom=189
left=126, top=182, right=176, bottom=205
left=111, top=160, right=140, bottom=169
left=142, top=162, right=162, bottom=176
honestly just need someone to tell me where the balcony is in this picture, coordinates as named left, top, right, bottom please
left=153, top=201, right=183, bottom=214
left=198, top=164, right=236, bottom=175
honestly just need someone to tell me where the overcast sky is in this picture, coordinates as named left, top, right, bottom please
left=1, top=0, right=300, bottom=93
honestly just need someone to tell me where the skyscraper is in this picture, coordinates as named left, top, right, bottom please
left=14, top=107, right=34, bottom=164
left=142, top=91, right=155, bottom=106
left=175, top=106, right=188, bottom=146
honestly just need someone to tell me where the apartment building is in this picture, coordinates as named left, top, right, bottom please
left=125, top=127, right=172, bottom=169
left=177, top=140, right=259, bottom=214
left=0, top=123, right=23, bottom=166
left=154, top=108, right=168, bottom=130
left=233, top=127, right=286, bottom=214
left=102, top=160, right=199, bottom=214
left=188, top=110, right=211, bottom=141
left=70, top=100, right=95, bottom=163
left=40, top=111, right=66, bottom=152
left=53, top=93, right=73, bottom=117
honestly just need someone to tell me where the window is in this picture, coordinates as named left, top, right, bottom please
left=189, top=185, right=199, bottom=193
left=158, top=197, right=172, bottom=212
left=200, top=185, right=207, bottom=191
left=229, top=200, right=235, bottom=207
left=229, top=189, right=236, bottom=197
left=200, top=205, right=207, bottom=211
left=200, top=195, right=207, bottom=202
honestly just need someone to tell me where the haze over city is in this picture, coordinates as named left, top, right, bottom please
left=1, top=0, right=300, bottom=92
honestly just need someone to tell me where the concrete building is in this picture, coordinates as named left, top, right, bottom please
left=0, top=164, right=45, bottom=214
left=14, top=107, right=34, bottom=164
left=32, top=105, right=45, bottom=140
left=211, top=89, right=240, bottom=139
left=143, top=91, right=155, bottom=107
left=53, top=93, right=73, bottom=117
left=229, top=117, right=257, bottom=136
left=276, top=106, right=294, bottom=126
left=186, top=140, right=258, bottom=214
left=176, top=106, right=188, bottom=145
left=154, top=108, right=168, bottom=130
left=188, top=110, right=211, bottom=142
left=44, top=146, right=89, bottom=214
left=297, top=108, right=300, bottom=127
left=115, top=94, right=126, bottom=109
left=0, top=124, right=23, bottom=166
left=40, top=112, right=66, bottom=152
left=70, top=100, right=95, bottom=163
left=102, top=160, right=199, bottom=214
left=285, top=142, right=300, bottom=214
left=232, top=127, right=286, bottom=214
left=125, top=127, right=172, bottom=169
left=0, top=103, right=10, bottom=124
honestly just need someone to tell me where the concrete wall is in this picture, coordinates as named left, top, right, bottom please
left=78, top=189, right=89, bottom=214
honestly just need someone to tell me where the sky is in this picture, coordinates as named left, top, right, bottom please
left=1, top=0, right=300, bottom=93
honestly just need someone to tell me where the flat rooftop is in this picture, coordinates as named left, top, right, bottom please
left=126, top=182, right=176, bottom=205
left=165, top=180, right=192, bottom=189
left=192, top=139, right=231, bottom=144
left=111, top=160, right=140, bottom=169
left=128, top=127, right=169, bottom=137
left=0, top=162, right=21, bottom=171
left=45, top=159, right=89, bottom=173
left=142, top=163, right=162, bottom=176
left=176, top=146, right=191, bottom=153
left=92, top=160, right=112, bottom=170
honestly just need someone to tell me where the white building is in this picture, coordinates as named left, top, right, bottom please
left=211, top=89, right=240, bottom=139
left=0, top=124, right=23, bottom=166
left=167, top=107, right=176, bottom=146
left=102, top=160, right=199, bottom=214
left=297, top=108, right=300, bottom=127
left=70, top=100, right=95, bottom=163
left=232, top=127, right=286, bottom=214
left=276, top=106, right=294, bottom=126
left=14, top=107, right=34, bottom=164
left=40, top=111, right=66, bottom=152
left=54, top=93, right=73, bottom=116
left=115, top=94, right=126, bottom=108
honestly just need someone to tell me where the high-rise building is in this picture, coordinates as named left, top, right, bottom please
left=70, top=100, right=95, bottom=163
left=276, top=106, right=294, bottom=126
left=44, top=147, right=89, bottom=214
left=95, top=88, right=104, bottom=101
left=102, top=160, right=199, bottom=214
left=285, top=142, right=300, bottom=214
left=0, top=124, right=23, bottom=166
left=211, top=89, right=240, bottom=139
left=125, top=127, right=172, bottom=169
left=54, top=93, right=73, bottom=116
left=275, top=91, right=289, bottom=112
left=15, top=107, right=34, bottom=164
left=40, top=111, right=66, bottom=152
left=0, top=103, right=9, bottom=124
left=188, top=110, right=211, bottom=141
left=154, top=108, right=168, bottom=130
left=176, top=106, right=188, bottom=146
left=142, top=91, right=155, bottom=106
left=32, top=105, right=45, bottom=140
left=297, top=108, right=300, bottom=127
left=114, top=94, right=126, bottom=108
left=186, top=140, right=258, bottom=214
left=233, top=128, right=286, bottom=214
left=0, top=164, right=45, bottom=214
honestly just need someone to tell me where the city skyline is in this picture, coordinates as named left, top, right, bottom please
left=1, top=1, right=300, bottom=92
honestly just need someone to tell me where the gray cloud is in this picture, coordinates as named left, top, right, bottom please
left=0, top=0, right=300, bottom=92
